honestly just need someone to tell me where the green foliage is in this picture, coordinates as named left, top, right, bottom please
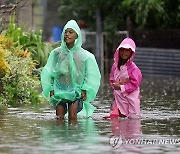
left=5, top=15, right=52, bottom=68
left=0, top=14, right=62, bottom=108
left=0, top=34, right=45, bottom=107
left=57, top=0, right=179, bottom=32
left=162, top=0, right=180, bottom=28
left=57, top=0, right=96, bottom=30
left=122, top=0, right=165, bottom=29
left=0, top=52, right=41, bottom=107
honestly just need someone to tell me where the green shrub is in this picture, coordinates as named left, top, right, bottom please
left=0, top=34, right=44, bottom=107
left=5, top=15, right=52, bottom=68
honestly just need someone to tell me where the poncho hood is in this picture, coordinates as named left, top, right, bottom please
left=61, top=20, right=82, bottom=53
left=114, top=38, right=136, bottom=66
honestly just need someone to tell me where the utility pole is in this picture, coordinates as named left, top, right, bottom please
left=96, top=8, right=104, bottom=82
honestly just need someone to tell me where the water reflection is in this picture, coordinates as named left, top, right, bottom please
left=42, top=118, right=97, bottom=146
left=110, top=119, right=141, bottom=139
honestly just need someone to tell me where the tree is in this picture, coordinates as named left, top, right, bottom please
left=57, top=0, right=126, bottom=32
left=57, top=0, right=179, bottom=32
left=122, top=0, right=164, bottom=29
left=162, top=0, right=180, bottom=29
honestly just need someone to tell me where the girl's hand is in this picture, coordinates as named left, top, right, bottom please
left=50, top=90, right=54, bottom=97
left=119, top=77, right=127, bottom=85
left=113, top=82, right=121, bottom=90
left=81, top=90, right=86, bottom=101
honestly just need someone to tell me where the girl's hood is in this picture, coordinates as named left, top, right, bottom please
left=114, top=38, right=136, bottom=65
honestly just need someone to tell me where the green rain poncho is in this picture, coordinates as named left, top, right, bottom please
left=41, top=20, right=101, bottom=117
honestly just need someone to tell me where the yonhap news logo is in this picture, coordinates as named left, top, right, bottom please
left=109, top=135, right=123, bottom=149
left=110, top=135, right=180, bottom=149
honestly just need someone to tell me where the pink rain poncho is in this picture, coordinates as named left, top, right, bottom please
left=41, top=20, right=101, bottom=117
left=109, top=38, right=142, bottom=118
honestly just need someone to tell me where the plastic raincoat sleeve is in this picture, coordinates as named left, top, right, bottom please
left=81, top=54, right=101, bottom=103
left=122, top=67, right=142, bottom=94
left=40, top=49, right=57, bottom=99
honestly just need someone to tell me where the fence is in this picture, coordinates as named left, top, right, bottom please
left=134, top=48, right=180, bottom=76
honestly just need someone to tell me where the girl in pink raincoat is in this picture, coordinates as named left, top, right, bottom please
left=104, top=38, right=142, bottom=119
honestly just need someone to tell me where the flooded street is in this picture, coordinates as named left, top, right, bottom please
left=0, top=76, right=180, bottom=154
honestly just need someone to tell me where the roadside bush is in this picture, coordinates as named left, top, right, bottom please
left=0, top=34, right=44, bottom=107
left=6, top=16, right=52, bottom=68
